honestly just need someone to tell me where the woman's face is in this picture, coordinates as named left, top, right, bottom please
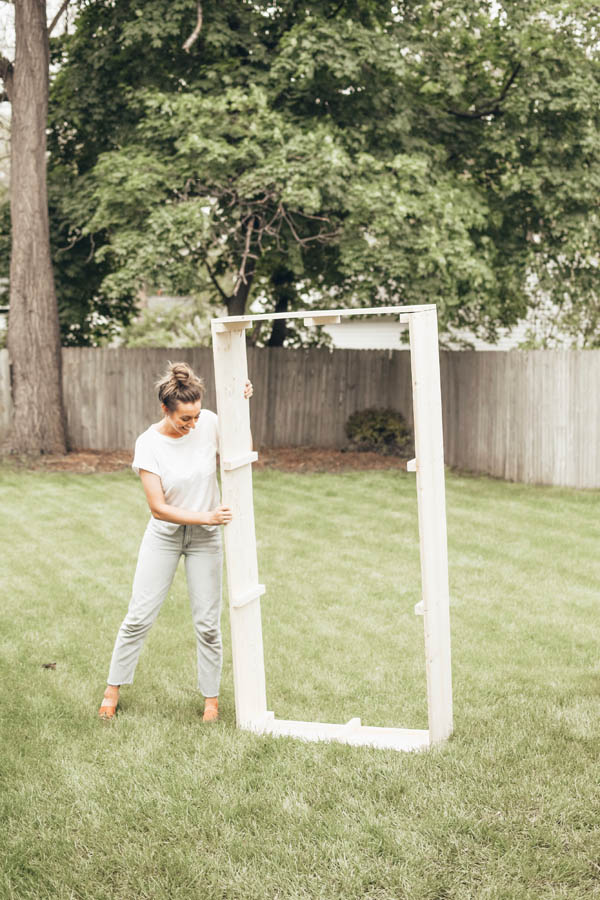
left=163, top=400, right=202, bottom=436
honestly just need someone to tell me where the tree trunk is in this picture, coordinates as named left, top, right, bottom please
left=266, top=265, right=295, bottom=346
left=227, top=262, right=255, bottom=317
left=7, top=0, right=66, bottom=453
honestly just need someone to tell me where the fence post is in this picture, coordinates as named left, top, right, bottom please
left=0, top=349, right=12, bottom=444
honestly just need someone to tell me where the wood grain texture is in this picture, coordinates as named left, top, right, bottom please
left=3, top=346, right=597, bottom=487
left=0, top=349, right=11, bottom=437
left=409, top=310, right=453, bottom=744
left=439, top=350, right=600, bottom=488
left=212, top=325, right=267, bottom=727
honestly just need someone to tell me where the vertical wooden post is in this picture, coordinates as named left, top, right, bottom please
left=408, top=308, right=453, bottom=744
left=211, top=322, right=267, bottom=728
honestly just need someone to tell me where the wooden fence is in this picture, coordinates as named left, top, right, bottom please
left=440, top=351, right=600, bottom=488
left=1, top=346, right=599, bottom=488
left=58, top=346, right=416, bottom=452
left=0, top=349, right=10, bottom=439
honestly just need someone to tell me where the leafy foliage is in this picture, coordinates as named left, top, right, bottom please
left=345, top=407, right=413, bottom=456
left=40, top=0, right=600, bottom=345
left=114, top=300, right=214, bottom=348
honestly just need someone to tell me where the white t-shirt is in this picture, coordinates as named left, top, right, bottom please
left=132, top=409, right=221, bottom=535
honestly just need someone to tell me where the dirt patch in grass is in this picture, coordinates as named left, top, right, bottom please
left=254, top=447, right=409, bottom=473
left=4, top=447, right=411, bottom=474
left=2, top=450, right=134, bottom=474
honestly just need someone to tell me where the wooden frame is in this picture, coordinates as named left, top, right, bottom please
left=211, top=304, right=452, bottom=752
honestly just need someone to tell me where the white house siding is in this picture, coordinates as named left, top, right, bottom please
left=323, top=317, right=530, bottom=351
left=323, top=318, right=407, bottom=350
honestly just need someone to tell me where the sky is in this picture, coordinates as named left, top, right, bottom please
left=0, top=0, right=68, bottom=58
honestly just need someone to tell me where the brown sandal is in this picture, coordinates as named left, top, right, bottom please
left=203, top=697, right=218, bottom=722
left=98, top=689, right=119, bottom=720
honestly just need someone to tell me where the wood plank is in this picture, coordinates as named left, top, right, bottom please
left=222, top=451, right=259, bottom=471
left=212, top=320, right=253, bottom=333
left=0, top=348, right=11, bottom=442
left=213, top=304, right=436, bottom=325
left=212, top=322, right=268, bottom=727
left=231, top=583, right=266, bottom=609
left=303, top=315, right=341, bottom=326
left=408, top=309, right=453, bottom=745
left=252, top=717, right=430, bottom=752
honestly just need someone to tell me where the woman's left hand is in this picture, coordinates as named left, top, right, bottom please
left=243, top=379, right=253, bottom=399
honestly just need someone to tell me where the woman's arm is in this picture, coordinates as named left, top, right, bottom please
left=139, top=470, right=232, bottom=526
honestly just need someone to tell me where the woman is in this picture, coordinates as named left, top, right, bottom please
left=98, top=361, right=252, bottom=722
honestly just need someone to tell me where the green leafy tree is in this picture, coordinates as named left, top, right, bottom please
left=47, top=0, right=600, bottom=346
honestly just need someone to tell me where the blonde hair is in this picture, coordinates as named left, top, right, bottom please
left=155, top=361, right=205, bottom=412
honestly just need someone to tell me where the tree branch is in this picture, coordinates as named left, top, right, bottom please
left=281, top=206, right=339, bottom=245
left=448, top=62, right=521, bottom=120
left=205, top=258, right=231, bottom=304
left=326, top=0, right=346, bottom=18
left=85, top=231, right=96, bottom=263
left=233, top=216, right=256, bottom=295
left=48, top=0, right=70, bottom=37
left=57, top=233, right=80, bottom=254
left=498, top=62, right=522, bottom=101
left=182, top=1, right=203, bottom=52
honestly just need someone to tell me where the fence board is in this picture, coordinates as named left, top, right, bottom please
left=0, top=348, right=11, bottom=441
left=1, top=346, right=599, bottom=488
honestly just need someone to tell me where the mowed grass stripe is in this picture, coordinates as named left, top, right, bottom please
left=1, top=464, right=600, bottom=899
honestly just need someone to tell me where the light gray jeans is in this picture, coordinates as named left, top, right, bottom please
left=107, top=520, right=223, bottom=697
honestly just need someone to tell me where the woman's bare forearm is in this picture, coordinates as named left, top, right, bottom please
left=150, top=503, right=230, bottom=526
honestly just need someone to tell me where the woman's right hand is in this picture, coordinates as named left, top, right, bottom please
left=209, top=505, right=233, bottom=525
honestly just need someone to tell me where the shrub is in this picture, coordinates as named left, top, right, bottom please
left=345, top=407, right=413, bottom=456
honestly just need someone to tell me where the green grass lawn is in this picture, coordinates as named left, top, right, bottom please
left=1, top=463, right=600, bottom=899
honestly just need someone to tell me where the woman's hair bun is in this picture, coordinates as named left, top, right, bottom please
left=156, top=360, right=205, bottom=411
left=169, top=361, right=192, bottom=386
